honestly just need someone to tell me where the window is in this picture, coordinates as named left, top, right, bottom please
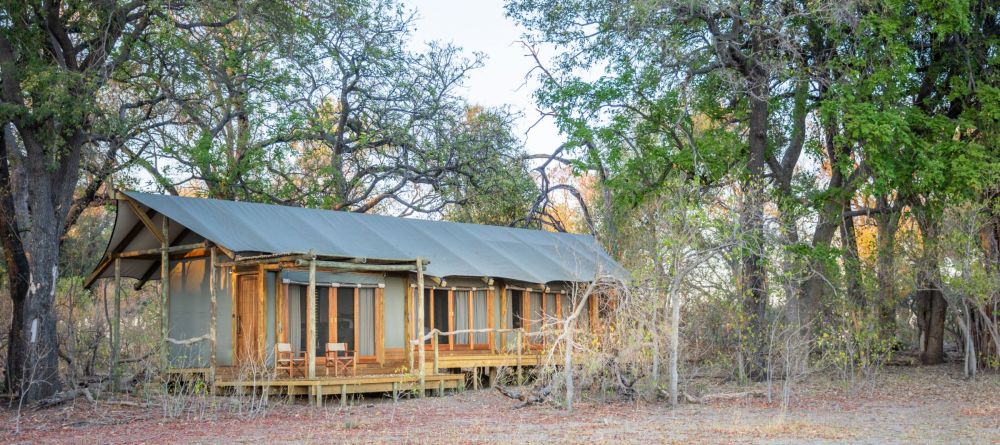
left=287, top=284, right=375, bottom=357
left=509, top=290, right=523, bottom=329
left=413, top=287, right=491, bottom=348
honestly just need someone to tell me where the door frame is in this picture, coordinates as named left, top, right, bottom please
left=233, top=271, right=263, bottom=364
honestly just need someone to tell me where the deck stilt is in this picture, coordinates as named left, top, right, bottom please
left=340, top=384, right=347, bottom=406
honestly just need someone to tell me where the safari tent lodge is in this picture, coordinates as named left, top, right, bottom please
left=86, top=191, right=626, bottom=402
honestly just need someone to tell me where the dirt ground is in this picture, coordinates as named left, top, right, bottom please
left=1, top=364, right=997, bottom=444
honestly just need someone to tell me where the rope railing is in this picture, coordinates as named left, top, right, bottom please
left=165, top=334, right=211, bottom=346
left=407, top=327, right=554, bottom=379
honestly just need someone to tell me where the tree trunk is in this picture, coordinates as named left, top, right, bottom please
left=740, top=46, right=769, bottom=382
left=0, top=125, right=30, bottom=393
left=975, top=189, right=999, bottom=367
left=841, top=209, right=864, bottom=308
left=915, top=210, right=947, bottom=365
left=875, top=197, right=900, bottom=342
left=668, top=276, right=681, bottom=407
left=4, top=125, right=83, bottom=401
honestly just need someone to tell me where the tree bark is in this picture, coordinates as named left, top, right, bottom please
left=875, top=197, right=901, bottom=342
left=740, top=40, right=769, bottom=382
left=975, top=189, right=999, bottom=367
left=915, top=210, right=947, bottom=365
left=0, top=125, right=30, bottom=393
left=841, top=209, right=864, bottom=308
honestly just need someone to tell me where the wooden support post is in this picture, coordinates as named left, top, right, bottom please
left=111, top=258, right=121, bottom=391
left=448, top=288, right=454, bottom=351
left=416, top=257, right=426, bottom=396
left=307, top=253, right=317, bottom=379
left=516, top=330, right=523, bottom=385
left=160, top=216, right=169, bottom=366
left=353, top=287, right=360, bottom=359
left=257, top=264, right=266, bottom=361
left=439, top=380, right=445, bottom=396
left=340, top=384, right=347, bottom=407
left=432, top=331, right=439, bottom=374
left=392, top=382, right=399, bottom=402
left=472, top=367, right=479, bottom=390
left=375, top=285, right=385, bottom=365
left=209, top=248, right=218, bottom=386
left=522, top=291, right=530, bottom=342
left=499, top=286, right=507, bottom=352
left=541, top=291, right=547, bottom=347
left=328, top=287, right=336, bottom=345
left=489, top=367, right=497, bottom=388
left=316, top=384, right=323, bottom=407
left=405, top=282, right=413, bottom=372
left=287, top=385, right=295, bottom=404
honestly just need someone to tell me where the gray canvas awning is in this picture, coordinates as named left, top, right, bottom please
left=90, top=191, right=628, bottom=285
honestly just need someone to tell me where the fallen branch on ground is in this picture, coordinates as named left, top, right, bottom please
left=34, top=387, right=96, bottom=410
left=496, top=384, right=552, bottom=408
left=679, top=389, right=767, bottom=404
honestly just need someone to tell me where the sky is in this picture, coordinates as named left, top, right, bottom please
left=403, top=0, right=562, bottom=155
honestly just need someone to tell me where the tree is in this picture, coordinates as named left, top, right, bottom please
left=441, top=107, right=539, bottom=226
left=128, top=0, right=528, bottom=219
left=507, top=0, right=867, bottom=380
left=0, top=1, right=191, bottom=400
left=135, top=0, right=306, bottom=200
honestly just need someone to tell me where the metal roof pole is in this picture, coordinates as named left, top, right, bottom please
left=416, top=257, right=425, bottom=396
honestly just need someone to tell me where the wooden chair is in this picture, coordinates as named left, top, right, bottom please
left=324, top=342, right=356, bottom=377
left=275, top=343, right=305, bottom=377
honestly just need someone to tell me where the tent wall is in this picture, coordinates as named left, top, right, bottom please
left=167, top=258, right=233, bottom=367
left=383, top=275, right=406, bottom=349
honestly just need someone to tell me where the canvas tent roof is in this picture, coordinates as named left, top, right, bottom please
left=91, top=191, right=627, bottom=284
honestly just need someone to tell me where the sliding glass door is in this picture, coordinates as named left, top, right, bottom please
left=287, top=284, right=375, bottom=358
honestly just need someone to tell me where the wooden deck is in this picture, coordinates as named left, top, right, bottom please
left=164, top=351, right=543, bottom=405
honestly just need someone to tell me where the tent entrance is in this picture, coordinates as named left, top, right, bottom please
left=235, top=274, right=261, bottom=363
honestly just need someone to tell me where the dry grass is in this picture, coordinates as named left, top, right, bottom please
left=1, top=364, right=997, bottom=444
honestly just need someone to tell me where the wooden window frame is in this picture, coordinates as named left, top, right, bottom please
left=281, top=281, right=384, bottom=365
left=411, top=286, right=494, bottom=351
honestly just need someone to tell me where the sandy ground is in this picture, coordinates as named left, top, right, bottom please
left=1, top=365, right=997, bottom=444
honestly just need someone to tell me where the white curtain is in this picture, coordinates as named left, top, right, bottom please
left=530, top=292, right=543, bottom=333
left=455, top=291, right=469, bottom=344
left=288, top=285, right=302, bottom=350
left=359, top=288, right=375, bottom=356
left=505, top=290, right=516, bottom=349
left=505, top=290, right=513, bottom=329
left=545, top=293, right=558, bottom=319
left=473, top=290, right=488, bottom=344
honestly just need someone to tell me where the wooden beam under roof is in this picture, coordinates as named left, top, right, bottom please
left=84, top=206, right=159, bottom=289
left=133, top=227, right=192, bottom=290
left=122, top=196, right=166, bottom=244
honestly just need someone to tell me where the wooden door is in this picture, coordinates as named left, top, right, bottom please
left=235, top=274, right=260, bottom=363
